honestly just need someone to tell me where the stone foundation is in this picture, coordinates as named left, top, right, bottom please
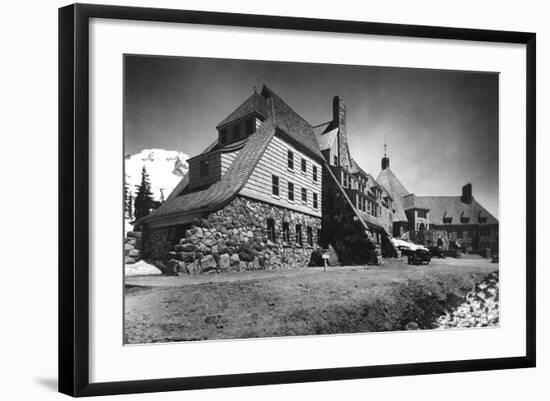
left=124, top=231, right=142, bottom=264
left=142, top=196, right=322, bottom=274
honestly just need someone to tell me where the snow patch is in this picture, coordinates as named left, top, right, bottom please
left=125, top=260, right=162, bottom=277
left=125, top=148, right=189, bottom=201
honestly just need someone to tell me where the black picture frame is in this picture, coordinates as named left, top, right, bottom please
left=59, top=3, right=536, bottom=397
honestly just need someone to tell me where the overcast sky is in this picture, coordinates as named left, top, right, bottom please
left=125, top=55, right=499, bottom=217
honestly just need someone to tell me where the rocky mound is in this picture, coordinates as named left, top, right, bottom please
left=436, top=271, right=499, bottom=329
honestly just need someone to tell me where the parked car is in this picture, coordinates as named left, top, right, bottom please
left=408, top=248, right=432, bottom=265
left=391, top=237, right=431, bottom=265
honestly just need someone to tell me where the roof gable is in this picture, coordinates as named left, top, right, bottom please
left=216, top=92, right=267, bottom=129
left=261, top=85, right=323, bottom=159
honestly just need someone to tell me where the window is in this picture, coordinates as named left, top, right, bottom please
left=333, top=155, right=338, bottom=166
left=267, top=218, right=276, bottom=242
left=301, top=158, right=307, bottom=173
left=288, top=182, right=294, bottom=201
left=220, top=129, right=227, bottom=144
left=307, top=226, right=313, bottom=246
left=457, top=231, right=463, bottom=239
left=282, top=222, right=290, bottom=242
left=272, top=175, right=279, bottom=196
left=301, top=187, right=307, bottom=203
left=287, top=150, right=294, bottom=170
left=199, top=159, right=209, bottom=177
left=312, top=165, right=318, bottom=182
left=295, top=224, right=303, bottom=245
left=232, top=125, right=240, bottom=141
left=246, top=118, right=254, bottom=135
left=418, top=210, right=427, bottom=219
left=313, top=193, right=318, bottom=209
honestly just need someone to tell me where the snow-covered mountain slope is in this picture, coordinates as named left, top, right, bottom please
left=125, top=149, right=189, bottom=201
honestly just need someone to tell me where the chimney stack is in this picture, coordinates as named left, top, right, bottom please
left=461, top=183, right=472, bottom=204
left=381, top=143, right=390, bottom=170
left=332, top=96, right=351, bottom=169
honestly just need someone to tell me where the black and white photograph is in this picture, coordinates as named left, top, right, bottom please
left=123, top=55, right=500, bottom=344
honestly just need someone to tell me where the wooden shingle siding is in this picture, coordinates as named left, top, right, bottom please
left=240, top=135, right=322, bottom=217
left=221, top=151, right=239, bottom=177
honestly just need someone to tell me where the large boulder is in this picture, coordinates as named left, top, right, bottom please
left=230, top=253, right=240, bottom=267
left=200, top=255, right=217, bottom=273
left=219, top=253, right=231, bottom=270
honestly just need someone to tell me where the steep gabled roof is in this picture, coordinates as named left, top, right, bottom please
left=261, top=85, right=323, bottom=159
left=376, top=167, right=410, bottom=222
left=139, top=85, right=326, bottom=229
left=414, top=196, right=498, bottom=226
left=138, top=118, right=277, bottom=228
left=216, top=92, right=267, bottom=128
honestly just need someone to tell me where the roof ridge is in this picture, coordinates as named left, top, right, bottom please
left=261, top=85, right=313, bottom=129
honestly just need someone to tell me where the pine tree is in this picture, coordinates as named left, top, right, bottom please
left=128, top=192, right=134, bottom=221
left=124, top=182, right=129, bottom=218
left=134, top=166, right=155, bottom=220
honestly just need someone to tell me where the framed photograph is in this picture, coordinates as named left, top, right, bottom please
left=59, top=3, right=536, bottom=397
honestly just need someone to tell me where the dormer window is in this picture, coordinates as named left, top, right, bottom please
left=199, top=160, right=209, bottom=177
left=460, top=212, right=470, bottom=224
left=246, top=118, right=254, bottom=135
left=443, top=216, right=453, bottom=224
left=232, top=125, right=240, bottom=141
left=220, top=129, right=227, bottom=144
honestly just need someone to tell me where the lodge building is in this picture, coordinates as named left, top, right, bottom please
left=136, top=85, right=498, bottom=272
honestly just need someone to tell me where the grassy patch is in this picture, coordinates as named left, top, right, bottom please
left=124, top=260, right=496, bottom=344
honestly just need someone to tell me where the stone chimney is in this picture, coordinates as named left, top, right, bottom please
left=461, top=183, right=472, bottom=204
left=332, top=96, right=351, bottom=169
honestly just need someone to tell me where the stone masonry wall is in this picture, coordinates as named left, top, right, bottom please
left=144, top=196, right=322, bottom=274
left=124, top=231, right=142, bottom=264
left=320, top=168, right=376, bottom=265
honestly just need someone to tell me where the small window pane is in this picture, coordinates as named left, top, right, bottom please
left=301, top=188, right=307, bottom=203
left=301, top=158, right=307, bottom=172
left=287, top=150, right=294, bottom=169
left=282, top=222, right=290, bottom=242
left=272, top=175, right=279, bottom=196
left=267, top=218, right=276, bottom=242
left=288, top=182, right=294, bottom=201
left=295, top=224, right=303, bottom=245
